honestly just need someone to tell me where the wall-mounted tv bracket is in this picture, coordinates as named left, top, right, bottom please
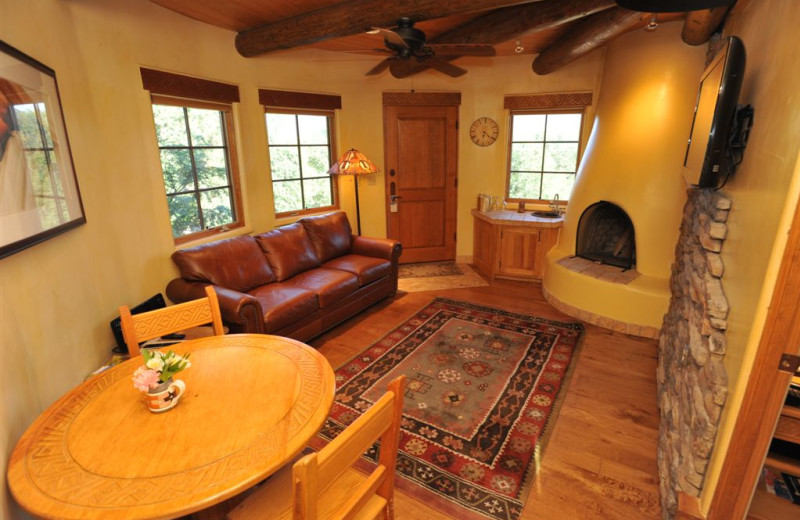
left=717, top=103, right=754, bottom=190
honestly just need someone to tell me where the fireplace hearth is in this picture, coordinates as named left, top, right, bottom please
left=576, top=201, right=636, bottom=270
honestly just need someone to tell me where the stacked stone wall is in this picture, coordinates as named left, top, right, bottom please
left=657, top=189, right=731, bottom=518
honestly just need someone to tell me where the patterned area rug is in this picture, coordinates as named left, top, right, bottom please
left=314, top=298, right=584, bottom=520
left=399, top=261, right=464, bottom=278
left=398, top=262, right=490, bottom=293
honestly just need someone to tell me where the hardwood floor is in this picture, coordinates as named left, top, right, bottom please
left=310, top=279, right=662, bottom=520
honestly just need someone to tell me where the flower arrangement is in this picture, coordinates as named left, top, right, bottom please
left=132, top=349, right=191, bottom=392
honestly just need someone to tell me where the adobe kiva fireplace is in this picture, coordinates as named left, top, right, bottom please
left=540, top=23, right=707, bottom=340
left=576, top=201, right=636, bottom=270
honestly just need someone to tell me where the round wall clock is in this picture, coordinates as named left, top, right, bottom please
left=469, top=117, right=499, bottom=147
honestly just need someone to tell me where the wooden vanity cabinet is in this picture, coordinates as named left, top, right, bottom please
left=472, top=210, right=562, bottom=282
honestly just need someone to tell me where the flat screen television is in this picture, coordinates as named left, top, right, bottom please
left=683, top=36, right=746, bottom=189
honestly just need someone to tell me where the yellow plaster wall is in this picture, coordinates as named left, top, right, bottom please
left=700, top=0, right=800, bottom=511
left=0, top=1, right=604, bottom=518
left=543, top=22, right=707, bottom=328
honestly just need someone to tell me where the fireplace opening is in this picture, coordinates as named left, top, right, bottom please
left=576, top=201, right=636, bottom=270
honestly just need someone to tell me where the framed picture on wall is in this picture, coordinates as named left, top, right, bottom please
left=0, top=40, right=85, bottom=259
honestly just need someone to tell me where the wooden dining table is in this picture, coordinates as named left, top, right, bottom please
left=7, top=334, right=335, bottom=520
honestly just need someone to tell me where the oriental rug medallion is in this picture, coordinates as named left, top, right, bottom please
left=314, top=298, right=584, bottom=520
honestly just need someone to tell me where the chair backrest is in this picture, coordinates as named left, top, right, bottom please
left=293, top=376, right=406, bottom=520
left=119, top=285, right=224, bottom=357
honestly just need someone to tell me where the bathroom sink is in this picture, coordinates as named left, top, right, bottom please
left=532, top=211, right=561, bottom=218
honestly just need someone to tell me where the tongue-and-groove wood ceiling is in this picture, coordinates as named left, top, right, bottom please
left=147, top=0, right=727, bottom=76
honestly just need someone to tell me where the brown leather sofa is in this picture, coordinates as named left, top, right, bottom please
left=165, top=211, right=402, bottom=342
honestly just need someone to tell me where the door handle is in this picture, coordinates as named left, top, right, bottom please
left=390, top=195, right=402, bottom=202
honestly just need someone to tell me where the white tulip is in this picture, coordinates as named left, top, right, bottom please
left=146, top=357, right=165, bottom=371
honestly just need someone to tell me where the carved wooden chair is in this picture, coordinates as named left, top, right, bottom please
left=119, top=285, right=224, bottom=357
left=228, top=375, right=407, bottom=520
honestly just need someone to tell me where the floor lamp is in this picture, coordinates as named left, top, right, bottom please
left=327, top=148, right=380, bottom=235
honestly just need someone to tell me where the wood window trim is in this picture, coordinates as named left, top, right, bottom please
left=259, top=89, right=341, bottom=111
left=505, top=108, right=585, bottom=205
left=263, top=108, right=339, bottom=219
left=382, top=91, right=461, bottom=106
left=141, top=68, right=239, bottom=104
left=150, top=95, right=245, bottom=245
left=504, top=92, right=593, bottom=110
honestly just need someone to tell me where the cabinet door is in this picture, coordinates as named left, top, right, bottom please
left=498, top=227, right=538, bottom=278
left=473, top=217, right=495, bottom=277
left=533, top=227, right=560, bottom=278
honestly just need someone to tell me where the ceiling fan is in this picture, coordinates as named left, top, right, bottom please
left=365, top=17, right=496, bottom=79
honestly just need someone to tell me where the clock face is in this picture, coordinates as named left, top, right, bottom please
left=470, top=117, right=499, bottom=147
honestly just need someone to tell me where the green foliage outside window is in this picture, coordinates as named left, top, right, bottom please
left=508, top=112, right=583, bottom=201
left=265, top=112, right=335, bottom=214
left=152, top=104, right=237, bottom=238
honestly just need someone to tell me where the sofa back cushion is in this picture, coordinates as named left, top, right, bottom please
left=300, top=211, right=353, bottom=263
left=255, top=223, right=320, bottom=282
left=171, top=235, right=276, bottom=292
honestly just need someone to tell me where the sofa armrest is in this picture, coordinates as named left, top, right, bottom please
left=165, top=279, right=265, bottom=334
left=351, top=236, right=402, bottom=263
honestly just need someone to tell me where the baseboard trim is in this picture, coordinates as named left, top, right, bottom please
left=677, top=492, right=706, bottom=520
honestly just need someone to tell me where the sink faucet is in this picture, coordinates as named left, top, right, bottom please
left=550, top=194, right=560, bottom=214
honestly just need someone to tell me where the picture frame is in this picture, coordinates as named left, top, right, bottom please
left=0, top=40, right=85, bottom=259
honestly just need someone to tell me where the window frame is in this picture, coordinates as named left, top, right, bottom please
left=505, top=107, right=586, bottom=204
left=264, top=107, right=339, bottom=219
left=151, top=94, right=245, bottom=245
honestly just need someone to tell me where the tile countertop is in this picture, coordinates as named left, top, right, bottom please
left=471, top=209, right=565, bottom=228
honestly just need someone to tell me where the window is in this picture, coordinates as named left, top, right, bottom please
left=151, top=97, right=243, bottom=241
left=9, top=102, right=69, bottom=227
left=507, top=110, right=584, bottom=202
left=265, top=110, right=336, bottom=216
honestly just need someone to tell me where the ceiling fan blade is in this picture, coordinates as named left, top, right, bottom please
left=368, top=27, right=409, bottom=49
left=425, top=57, right=468, bottom=78
left=366, top=57, right=395, bottom=76
left=428, top=44, right=496, bottom=57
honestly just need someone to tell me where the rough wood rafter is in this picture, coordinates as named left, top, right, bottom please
left=682, top=7, right=731, bottom=46
left=532, top=7, right=647, bottom=75
left=235, top=0, right=546, bottom=57
left=433, top=0, right=616, bottom=45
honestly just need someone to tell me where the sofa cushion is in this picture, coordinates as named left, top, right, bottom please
left=323, top=255, right=391, bottom=286
left=255, top=223, right=320, bottom=282
left=283, top=268, right=359, bottom=308
left=300, top=211, right=353, bottom=263
left=172, top=236, right=276, bottom=293
left=248, top=284, right=318, bottom=333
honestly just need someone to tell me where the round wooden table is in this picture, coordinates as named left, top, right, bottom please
left=7, top=334, right=335, bottom=520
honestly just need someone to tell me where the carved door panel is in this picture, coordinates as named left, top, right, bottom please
left=384, top=104, right=458, bottom=264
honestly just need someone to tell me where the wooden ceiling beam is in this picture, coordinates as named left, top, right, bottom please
left=681, top=7, right=730, bottom=46
left=433, top=0, right=616, bottom=45
left=391, top=0, right=612, bottom=79
left=532, top=7, right=647, bottom=75
left=235, top=0, right=546, bottom=57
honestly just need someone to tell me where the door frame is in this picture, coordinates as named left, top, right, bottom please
left=705, top=194, right=800, bottom=518
left=382, top=92, right=460, bottom=263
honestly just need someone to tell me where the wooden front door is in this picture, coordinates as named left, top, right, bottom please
left=384, top=102, right=458, bottom=264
